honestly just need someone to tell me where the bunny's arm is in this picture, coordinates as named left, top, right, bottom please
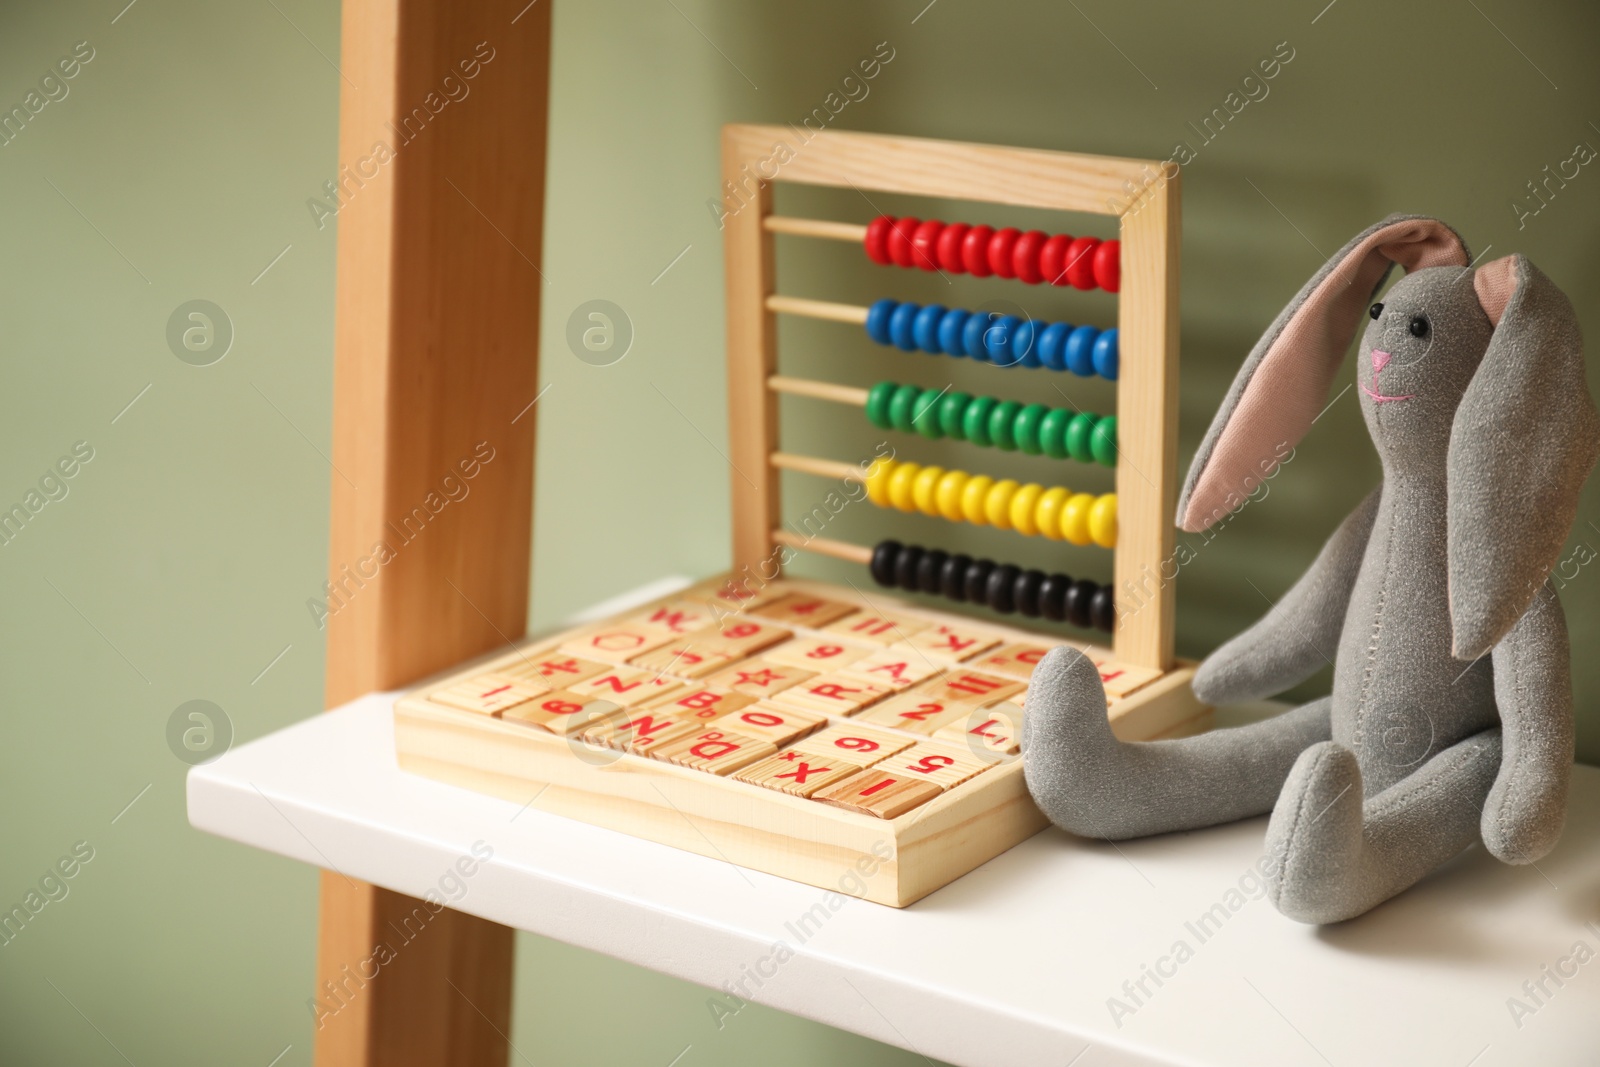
left=1190, top=485, right=1381, bottom=705
left=1481, top=581, right=1575, bottom=864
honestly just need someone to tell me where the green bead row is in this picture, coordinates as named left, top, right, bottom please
left=864, top=381, right=1117, bottom=467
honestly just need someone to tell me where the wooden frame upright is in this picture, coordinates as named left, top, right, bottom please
left=721, top=125, right=1181, bottom=671
left=316, top=2, right=552, bottom=1065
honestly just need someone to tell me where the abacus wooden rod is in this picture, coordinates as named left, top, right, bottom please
left=771, top=528, right=874, bottom=565
left=764, top=216, right=869, bottom=242
left=769, top=452, right=862, bottom=481
left=767, top=294, right=870, bottom=326
left=767, top=375, right=869, bottom=406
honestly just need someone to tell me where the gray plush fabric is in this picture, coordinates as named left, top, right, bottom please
left=1484, top=582, right=1574, bottom=863
left=1175, top=213, right=1465, bottom=529
left=1447, top=257, right=1600, bottom=659
left=1265, top=730, right=1501, bottom=924
left=1023, top=648, right=1332, bottom=839
left=1022, top=218, right=1598, bottom=924
left=1191, top=486, right=1380, bottom=706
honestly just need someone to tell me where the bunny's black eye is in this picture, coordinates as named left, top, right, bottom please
left=1409, top=315, right=1429, bottom=338
left=1369, top=302, right=1383, bottom=320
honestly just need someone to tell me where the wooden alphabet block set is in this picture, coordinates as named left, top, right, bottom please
left=395, top=128, right=1207, bottom=905
left=396, top=576, right=1206, bottom=906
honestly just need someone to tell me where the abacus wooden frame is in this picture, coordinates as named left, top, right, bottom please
left=722, top=125, right=1181, bottom=671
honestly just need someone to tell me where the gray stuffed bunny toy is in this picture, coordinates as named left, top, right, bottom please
left=1022, top=214, right=1600, bottom=923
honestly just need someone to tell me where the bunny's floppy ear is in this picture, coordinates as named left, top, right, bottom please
left=1177, top=214, right=1469, bottom=532
left=1447, top=255, right=1600, bottom=660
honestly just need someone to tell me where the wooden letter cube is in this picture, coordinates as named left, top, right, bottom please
left=970, top=642, right=1055, bottom=681
left=569, top=667, right=683, bottom=708
left=841, top=648, right=943, bottom=689
left=1089, top=656, right=1163, bottom=698
left=749, top=593, right=860, bottom=628
left=713, top=703, right=826, bottom=746
left=813, top=769, right=943, bottom=819
left=624, top=598, right=721, bottom=636
left=852, top=693, right=968, bottom=736
left=430, top=673, right=546, bottom=716
left=706, top=659, right=817, bottom=697
left=628, top=641, right=740, bottom=679
left=899, top=624, right=1003, bottom=662
left=769, top=674, right=894, bottom=716
left=790, top=722, right=913, bottom=765
left=916, top=670, right=1026, bottom=707
left=560, top=624, right=679, bottom=662
left=875, top=741, right=994, bottom=790
left=580, top=708, right=701, bottom=755
left=641, top=685, right=757, bottom=721
left=697, top=619, right=794, bottom=659
left=823, top=611, right=927, bottom=646
left=503, top=692, right=627, bottom=736
left=933, top=705, right=1025, bottom=756
left=762, top=637, right=872, bottom=672
left=732, top=749, right=866, bottom=797
left=678, top=575, right=788, bottom=612
left=501, top=653, right=611, bottom=687
left=651, top=728, right=776, bottom=775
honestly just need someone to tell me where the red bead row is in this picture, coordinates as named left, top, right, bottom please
left=863, top=216, right=1120, bottom=292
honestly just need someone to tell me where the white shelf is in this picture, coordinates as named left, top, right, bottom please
left=187, top=584, right=1600, bottom=1067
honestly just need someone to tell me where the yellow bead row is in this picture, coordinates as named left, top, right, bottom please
left=864, top=458, right=1117, bottom=548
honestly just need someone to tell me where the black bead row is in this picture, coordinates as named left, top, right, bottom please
left=869, top=539, right=1115, bottom=633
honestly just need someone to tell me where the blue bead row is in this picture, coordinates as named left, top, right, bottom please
left=863, top=299, right=1119, bottom=380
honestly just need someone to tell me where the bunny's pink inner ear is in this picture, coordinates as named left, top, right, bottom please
left=1179, top=218, right=1468, bottom=531
left=1473, top=256, right=1519, bottom=325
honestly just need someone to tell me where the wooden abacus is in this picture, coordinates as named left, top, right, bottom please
left=393, top=127, right=1207, bottom=906
left=725, top=124, right=1179, bottom=670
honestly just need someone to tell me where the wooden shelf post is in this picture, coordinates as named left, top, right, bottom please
left=316, top=1, right=552, bottom=1064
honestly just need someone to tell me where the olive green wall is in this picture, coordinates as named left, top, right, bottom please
left=2, top=1, right=1597, bottom=1064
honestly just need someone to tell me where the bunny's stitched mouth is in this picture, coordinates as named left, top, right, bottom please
left=1363, top=348, right=1415, bottom=402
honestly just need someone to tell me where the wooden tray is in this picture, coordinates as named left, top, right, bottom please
left=394, top=575, right=1207, bottom=906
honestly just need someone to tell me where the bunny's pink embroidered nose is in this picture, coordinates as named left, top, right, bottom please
left=1371, top=349, right=1392, bottom=375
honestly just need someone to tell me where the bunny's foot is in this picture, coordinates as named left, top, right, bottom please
left=1265, top=729, right=1502, bottom=923
left=1021, top=647, right=1332, bottom=840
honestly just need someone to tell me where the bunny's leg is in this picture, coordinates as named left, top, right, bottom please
left=1265, top=728, right=1502, bottom=924
left=1021, top=647, right=1331, bottom=840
